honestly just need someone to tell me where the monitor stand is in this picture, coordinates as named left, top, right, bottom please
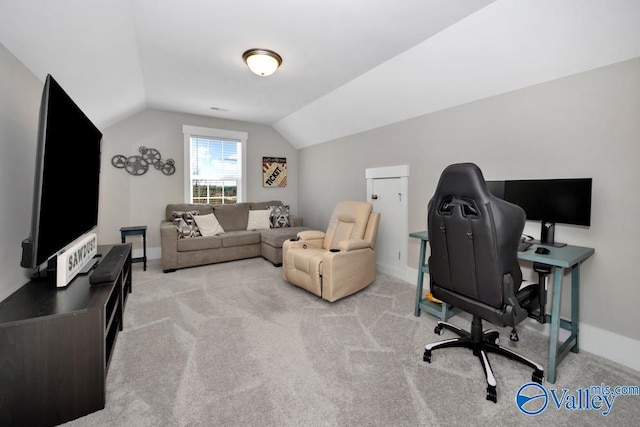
left=533, top=221, right=567, bottom=248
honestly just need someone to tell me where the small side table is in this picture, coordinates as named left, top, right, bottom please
left=120, top=226, right=147, bottom=271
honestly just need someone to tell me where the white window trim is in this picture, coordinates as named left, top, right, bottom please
left=183, top=125, right=248, bottom=204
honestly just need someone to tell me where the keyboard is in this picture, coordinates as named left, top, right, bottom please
left=518, top=241, right=533, bottom=252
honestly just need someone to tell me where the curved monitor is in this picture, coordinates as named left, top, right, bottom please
left=21, top=75, right=102, bottom=270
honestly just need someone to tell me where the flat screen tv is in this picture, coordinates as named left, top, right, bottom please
left=21, top=74, right=102, bottom=271
left=486, top=178, right=592, bottom=247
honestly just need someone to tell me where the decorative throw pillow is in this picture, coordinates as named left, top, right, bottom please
left=175, top=218, right=198, bottom=239
left=193, top=213, right=225, bottom=236
left=246, top=209, right=272, bottom=230
left=269, top=205, right=290, bottom=228
left=172, top=210, right=201, bottom=238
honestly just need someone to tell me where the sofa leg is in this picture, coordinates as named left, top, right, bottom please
left=163, top=269, right=176, bottom=273
left=261, top=255, right=282, bottom=267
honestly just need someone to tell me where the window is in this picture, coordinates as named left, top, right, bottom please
left=190, top=138, right=239, bottom=204
left=183, top=126, right=247, bottom=205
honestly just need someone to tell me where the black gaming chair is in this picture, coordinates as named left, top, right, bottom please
left=423, top=163, right=544, bottom=402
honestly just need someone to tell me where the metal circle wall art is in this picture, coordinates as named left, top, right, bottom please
left=162, top=159, right=176, bottom=176
left=140, top=146, right=162, bottom=164
left=111, top=155, right=127, bottom=168
left=111, top=146, right=175, bottom=176
left=125, top=155, right=149, bottom=176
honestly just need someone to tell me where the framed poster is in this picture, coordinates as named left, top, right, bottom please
left=263, top=157, right=287, bottom=188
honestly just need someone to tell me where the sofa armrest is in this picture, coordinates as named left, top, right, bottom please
left=337, top=239, right=370, bottom=251
left=160, top=220, right=177, bottom=238
left=160, top=221, right=178, bottom=271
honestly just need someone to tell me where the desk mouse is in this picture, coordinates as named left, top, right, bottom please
left=535, top=247, right=550, bottom=255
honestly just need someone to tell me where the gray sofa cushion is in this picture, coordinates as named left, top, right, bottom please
left=177, top=236, right=222, bottom=252
left=213, top=203, right=250, bottom=231
left=166, top=202, right=286, bottom=228
left=249, top=200, right=283, bottom=210
left=260, top=227, right=305, bottom=248
left=220, top=230, right=261, bottom=247
left=176, top=231, right=262, bottom=251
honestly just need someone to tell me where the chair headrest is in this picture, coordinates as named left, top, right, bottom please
left=433, top=163, right=492, bottom=206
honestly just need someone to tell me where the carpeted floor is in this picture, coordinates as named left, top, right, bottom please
left=65, top=258, right=640, bottom=426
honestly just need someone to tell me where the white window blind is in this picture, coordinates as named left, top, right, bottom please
left=190, top=138, right=240, bottom=181
left=183, top=125, right=247, bottom=205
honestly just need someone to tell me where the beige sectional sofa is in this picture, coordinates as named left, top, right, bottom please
left=160, top=200, right=305, bottom=272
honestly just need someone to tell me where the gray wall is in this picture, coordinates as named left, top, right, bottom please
left=297, top=57, right=640, bottom=342
left=0, top=43, right=42, bottom=301
left=98, top=109, right=299, bottom=254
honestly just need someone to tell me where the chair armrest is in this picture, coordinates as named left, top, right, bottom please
left=337, top=239, right=370, bottom=251
left=283, top=233, right=323, bottom=252
left=297, top=230, right=325, bottom=241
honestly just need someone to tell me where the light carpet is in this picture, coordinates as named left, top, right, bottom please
left=65, top=258, right=640, bottom=426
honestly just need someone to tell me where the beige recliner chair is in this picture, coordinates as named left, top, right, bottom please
left=282, top=201, right=380, bottom=302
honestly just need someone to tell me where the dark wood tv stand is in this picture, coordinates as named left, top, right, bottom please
left=0, top=244, right=132, bottom=426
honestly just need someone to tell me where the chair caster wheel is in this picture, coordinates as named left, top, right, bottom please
left=434, top=325, right=444, bottom=335
left=486, top=385, right=497, bottom=403
left=485, top=331, right=500, bottom=345
left=423, top=349, right=432, bottom=363
left=532, top=370, right=544, bottom=384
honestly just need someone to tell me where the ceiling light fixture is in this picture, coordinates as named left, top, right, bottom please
left=242, top=49, right=282, bottom=77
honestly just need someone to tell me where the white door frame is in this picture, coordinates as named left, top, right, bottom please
left=365, top=165, right=409, bottom=281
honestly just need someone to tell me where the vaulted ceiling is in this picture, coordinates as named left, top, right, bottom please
left=2, top=1, right=639, bottom=148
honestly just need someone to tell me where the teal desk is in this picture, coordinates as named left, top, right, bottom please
left=409, top=230, right=594, bottom=384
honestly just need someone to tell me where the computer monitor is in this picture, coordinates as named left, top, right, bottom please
left=486, top=178, right=592, bottom=247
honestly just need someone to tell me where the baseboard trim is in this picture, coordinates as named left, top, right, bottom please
left=403, top=265, right=640, bottom=372
left=578, top=323, right=640, bottom=372
left=376, top=263, right=405, bottom=281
